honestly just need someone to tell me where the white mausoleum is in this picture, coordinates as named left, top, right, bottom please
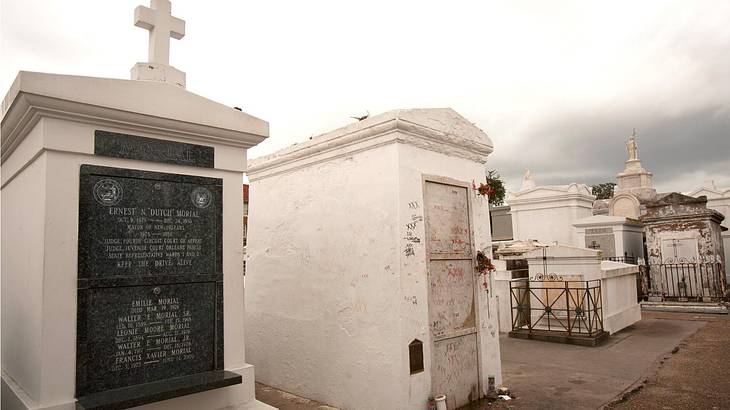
left=245, top=108, right=502, bottom=410
left=1, top=1, right=272, bottom=408
left=572, top=215, right=644, bottom=260
left=506, top=173, right=595, bottom=245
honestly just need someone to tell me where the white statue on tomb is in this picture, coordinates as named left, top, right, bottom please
left=521, top=168, right=536, bottom=190
left=626, top=128, right=639, bottom=160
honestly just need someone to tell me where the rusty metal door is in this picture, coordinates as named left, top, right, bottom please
left=424, top=179, right=479, bottom=409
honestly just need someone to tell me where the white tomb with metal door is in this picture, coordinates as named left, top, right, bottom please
left=245, top=108, right=502, bottom=410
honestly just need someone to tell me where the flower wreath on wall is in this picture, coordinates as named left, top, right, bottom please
left=476, top=250, right=496, bottom=292
left=472, top=180, right=495, bottom=198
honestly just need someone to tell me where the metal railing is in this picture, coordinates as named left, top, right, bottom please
left=602, top=256, right=638, bottom=265
left=651, top=262, right=725, bottom=301
left=510, top=278, right=604, bottom=336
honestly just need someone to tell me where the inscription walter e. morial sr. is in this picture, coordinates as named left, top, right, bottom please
left=94, top=130, right=214, bottom=168
left=76, top=165, right=226, bottom=400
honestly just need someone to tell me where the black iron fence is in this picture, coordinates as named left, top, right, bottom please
left=510, top=278, right=604, bottom=336
left=651, top=262, right=725, bottom=301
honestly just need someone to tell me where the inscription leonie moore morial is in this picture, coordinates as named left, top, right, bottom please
left=76, top=165, right=227, bottom=402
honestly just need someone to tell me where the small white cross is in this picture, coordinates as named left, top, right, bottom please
left=134, top=0, right=185, bottom=66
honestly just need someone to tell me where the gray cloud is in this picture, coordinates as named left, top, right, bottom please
left=488, top=106, right=730, bottom=194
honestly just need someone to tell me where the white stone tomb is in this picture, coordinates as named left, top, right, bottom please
left=1, top=2, right=273, bottom=408
left=245, top=108, right=502, bottom=410
left=506, top=175, right=595, bottom=245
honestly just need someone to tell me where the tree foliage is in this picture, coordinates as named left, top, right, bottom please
left=486, top=170, right=506, bottom=206
left=592, top=182, right=617, bottom=200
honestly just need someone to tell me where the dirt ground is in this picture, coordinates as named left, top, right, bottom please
left=607, top=311, right=730, bottom=410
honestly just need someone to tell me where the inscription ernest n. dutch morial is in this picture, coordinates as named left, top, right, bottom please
left=79, top=168, right=220, bottom=278
left=77, top=165, right=224, bottom=399
left=94, top=130, right=215, bottom=168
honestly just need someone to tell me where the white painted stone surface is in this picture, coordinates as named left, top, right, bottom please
left=688, top=181, right=730, bottom=282
left=506, top=182, right=595, bottom=246
left=573, top=215, right=644, bottom=260
left=1, top=71, right=272, bottom=410
left=245, top=108, right=501, bottom=410
left=525, top=245, right=603, bottom=280
left=599, top=261, right=642, bottom=334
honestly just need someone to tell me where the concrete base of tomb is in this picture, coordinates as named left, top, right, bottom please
left=508, top=329, right=609, bottom=347
left=640, top=301, right=728, bottom=315
left=2, top=365, right=275, bottom=410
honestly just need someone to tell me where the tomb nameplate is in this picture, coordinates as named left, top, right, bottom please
left=94, top=130, right=214, bottom=168
left=76, top=165, right=230, bottom=403
left=78, top=165, right=222, bottom=282
left=585, top=228, right=613, bottom=235
left=76, top=282, right=222, bottom=395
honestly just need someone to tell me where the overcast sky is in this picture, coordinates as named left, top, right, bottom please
left=2, top=0, right=729, bottom=193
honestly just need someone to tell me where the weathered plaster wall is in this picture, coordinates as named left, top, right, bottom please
left=246, top=140, right=502, bottom=409
left=644, top=218, right=720, bottom=265
left=246, top=143, right=404, bottom=409
left=246, top=108, right=499, bottom=410
left=397, top=143, right=501, bottom=404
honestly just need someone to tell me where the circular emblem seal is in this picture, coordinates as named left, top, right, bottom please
left=93, top=178, right=123, bottom=206
left=190, top=186, right=213, bottom=209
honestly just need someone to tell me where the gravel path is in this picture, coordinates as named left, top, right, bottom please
left=607, top=311, right=730, bottom=410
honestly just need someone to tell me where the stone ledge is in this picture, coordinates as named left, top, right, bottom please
left=509, top=329, right=609, bottom=347
left=640, top=301, right=728, bottom=315
left=76, top=370, right=242, bottom=410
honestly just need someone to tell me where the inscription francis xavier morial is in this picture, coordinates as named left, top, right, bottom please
left=94, top=130, right=214, bottom=168
left=76, top=165, right=230, bottom=403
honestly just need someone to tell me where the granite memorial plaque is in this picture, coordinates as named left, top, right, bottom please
left=94, top=130, right=214, bottom=168
left=76, top=165, right=236, bottom=408
left=585, top=228, right=616, bottom=257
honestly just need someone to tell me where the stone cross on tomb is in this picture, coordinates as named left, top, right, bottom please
left=131, top=0, right=187, bottom=88
left=668, top=239, right=682, bottom=258
left=135, top=0, right=185, bottom=65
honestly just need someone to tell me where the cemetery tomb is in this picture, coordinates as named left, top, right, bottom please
left=246, top=108, right=502, bottom=410
left=572, top=215, right=644, bottom=262
left=641, top=193, right=727, bottom=302
left=1, top=1, right=272, bottom=407
left=506, top=178, right=595, bottom=245
left=505, top=245, right=641, bottom=345
left=76, top=165, right=227, bottom=402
